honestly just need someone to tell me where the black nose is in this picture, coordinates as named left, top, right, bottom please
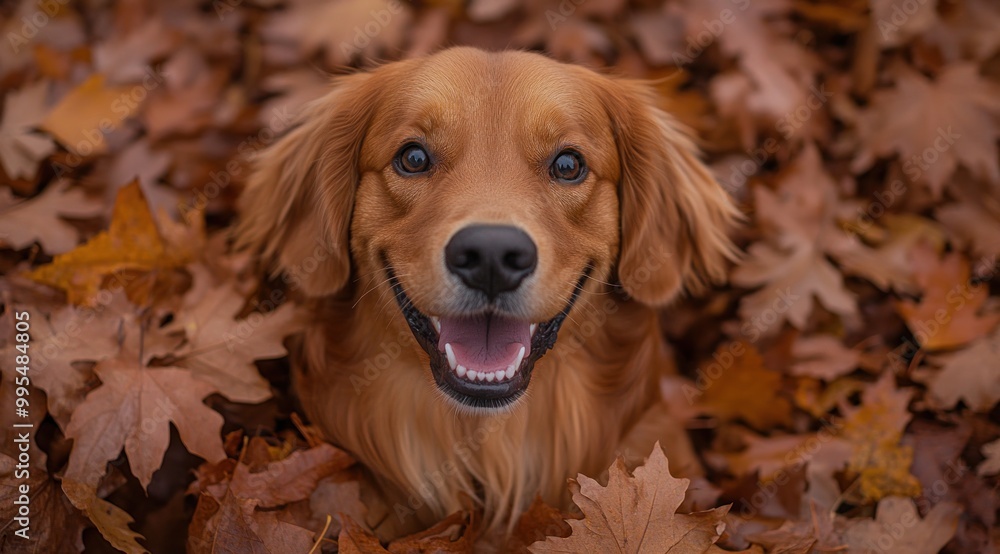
left=445, top=225, right=538, bottom=300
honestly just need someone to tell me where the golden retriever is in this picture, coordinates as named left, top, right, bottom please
left=237, top=47, right=739, bottom=538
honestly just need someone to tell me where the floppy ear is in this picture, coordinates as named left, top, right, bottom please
left=602, top=79, right=741, bottom=306
left=235, top=73, right=375, bottom=297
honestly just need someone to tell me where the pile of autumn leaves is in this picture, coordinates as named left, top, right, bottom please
left=2, top=0, right=1000, bottom=552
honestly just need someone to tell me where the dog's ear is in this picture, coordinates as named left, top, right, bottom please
left=235, top=73, right=376, bottom=297
left=600, top=79, right=741, bottom=306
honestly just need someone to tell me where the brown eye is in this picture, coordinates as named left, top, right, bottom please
left=395, top=144, right=430, bottom=175
left=551, top=150, right=586, bottom=183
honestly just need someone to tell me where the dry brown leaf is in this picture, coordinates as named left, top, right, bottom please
left=699, top=342, right=793, bottom=430
left=0, top=80, right=56, bottom=179
left=788, top=334, right=860, bottom=380
left=0, top=454, right=88, bottom=553
left=41, top=74, right=143, bottom=156
left=225, top=444, right=354, bottom=508
left=64, top=352, right=226, bottom=490
left=840, top=372, right=922, bottom=502
left=978, top=438, right=1000, bottom=476
left=387, top=510, right=477, bottom=553
left=895, top=244, right=1000, bottom=351
left=936, top=190, right=1000, bottom=260
left=918, top=326, right=1000, bottom=411
left=62, top=479, right=148, bottom=554
left=851, top=64, right=1000, bottom=197
left=732, top=145, right=860, bottom=332
left=836, top=213, right=946, bottom=294
left=506, top=496, right=574, bottom=552
left=530, top=442, right=729, bottom=553
left=165, top=282, right=299, bottom=403
left=338, top=513, right=390, bottom=553
left=841, top=496, right=961, bottom=553
left=189, top=492, right=316, bottom=554
left=24, top=180, right=197, bottom=305
left=0, top=181, right=102, bottom=254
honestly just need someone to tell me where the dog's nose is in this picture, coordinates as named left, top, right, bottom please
left=445, top=225, right=537, bottom=300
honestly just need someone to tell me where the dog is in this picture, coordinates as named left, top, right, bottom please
left=237, top=47, right=739, bottom=538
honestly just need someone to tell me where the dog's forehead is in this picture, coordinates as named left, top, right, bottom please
left=388, top=49, right=604, bottom=131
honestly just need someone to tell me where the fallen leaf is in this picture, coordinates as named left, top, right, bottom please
left=788, top=334, right=859, bottom=380
left=188, top=492, right=316, bottom=554
left=918, top=327, right=1000, bottom=411
left=699, top=342, right=793, bottom=430
left=895, top=244, right=1000, bottom=351
left=64, top=353, right=226, bottom=489
left=0, top=454, right=88, bottom=553
left=851, top=64, right=1000, bottom=196
left=0, top=181, right=102, bottom=254
left=841, top=496, right=961, bottom=554
left=339, top=513, right=390, bottom=553
left=0, top=80, right=56, bottom=179
left=225, top=444, right=354, bottom=508
left=507, top=496, right=574, bottom=552
left=62, top=479, right=148, bottom=554
left=41, top=74, right=143, bottom=156
left=530, top=442, right=729, bottom=553
left=839, top=372, right=922, bottom=502
left=24, top=180, right=196, bottom=305
left=978, top=438, right=1000, bottom=476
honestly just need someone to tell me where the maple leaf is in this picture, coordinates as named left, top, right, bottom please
left=0, top=80, right=56, bottom=179
left=732, top=145, right=860, bottom=333
left=25, top=180, right=198, bottom=305
left=712, top=428, right=851, bottom=481
left=918, top=326, right=1000, bottom=411
left=841, top=496, right=961, bottom=554
left=530, top=442, right=729, bottom=553
left=166, top=282, right=299, bottom=403
left=839, top=372, right=922, bottom=502
left=851, top=64, right=1000, bottom=197
left=895, top=244, right=1000, bottom=351
left=698, top=342, right=793, bottom=430
left=40, top=73, right=144, bottom=156
left=64, top=352, right=226, bottom=490
left=0, top=181, right=103, bottom=254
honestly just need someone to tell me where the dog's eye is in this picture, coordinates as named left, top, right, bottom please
left=550, top=150, right=586, bottom=183
left=395, top=144, right=431, bottom=175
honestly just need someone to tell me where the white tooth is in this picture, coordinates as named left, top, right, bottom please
left=514, top=346, right=525, bottom=369
left=445, top=343, right=457, bottom=370
left=467, top=369, right=477, bottom=380
left=485, top=371, right=495, bottom=382
left=505, top=365, right=516, bottom=379
left=530, top=323, right=537, bottom=337
left=456, top=364, right=467, bottom=378
left=496, top=369, right=506, bottom=381
left=477, top=371, right=486, bottom=381
left=431, top=317, right=441, bottom=333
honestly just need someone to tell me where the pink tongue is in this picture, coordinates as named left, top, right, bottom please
left=437, top=314, right=531, bottom=372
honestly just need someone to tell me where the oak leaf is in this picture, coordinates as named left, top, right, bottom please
left=530, top=442, right=729, bottom=553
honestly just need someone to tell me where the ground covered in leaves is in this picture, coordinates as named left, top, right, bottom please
left=1, top=0, right=999, bottom=552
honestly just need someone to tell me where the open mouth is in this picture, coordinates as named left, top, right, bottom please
left=386, top=263, right=591, bottom=410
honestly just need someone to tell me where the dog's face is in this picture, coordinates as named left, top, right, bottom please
left=238, top=48, right=738, bottom=411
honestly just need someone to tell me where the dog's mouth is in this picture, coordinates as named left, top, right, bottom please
left=386, top=263, right=591, bottom=410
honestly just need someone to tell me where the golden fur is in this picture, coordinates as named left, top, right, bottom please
left=236, top=47, right=739, bottom=538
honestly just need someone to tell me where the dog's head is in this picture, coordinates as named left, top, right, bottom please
left=238, top=48, right=739, bottom=411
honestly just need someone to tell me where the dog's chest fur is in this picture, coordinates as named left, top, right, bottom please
left=292, top=293, right=664, bottom=534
